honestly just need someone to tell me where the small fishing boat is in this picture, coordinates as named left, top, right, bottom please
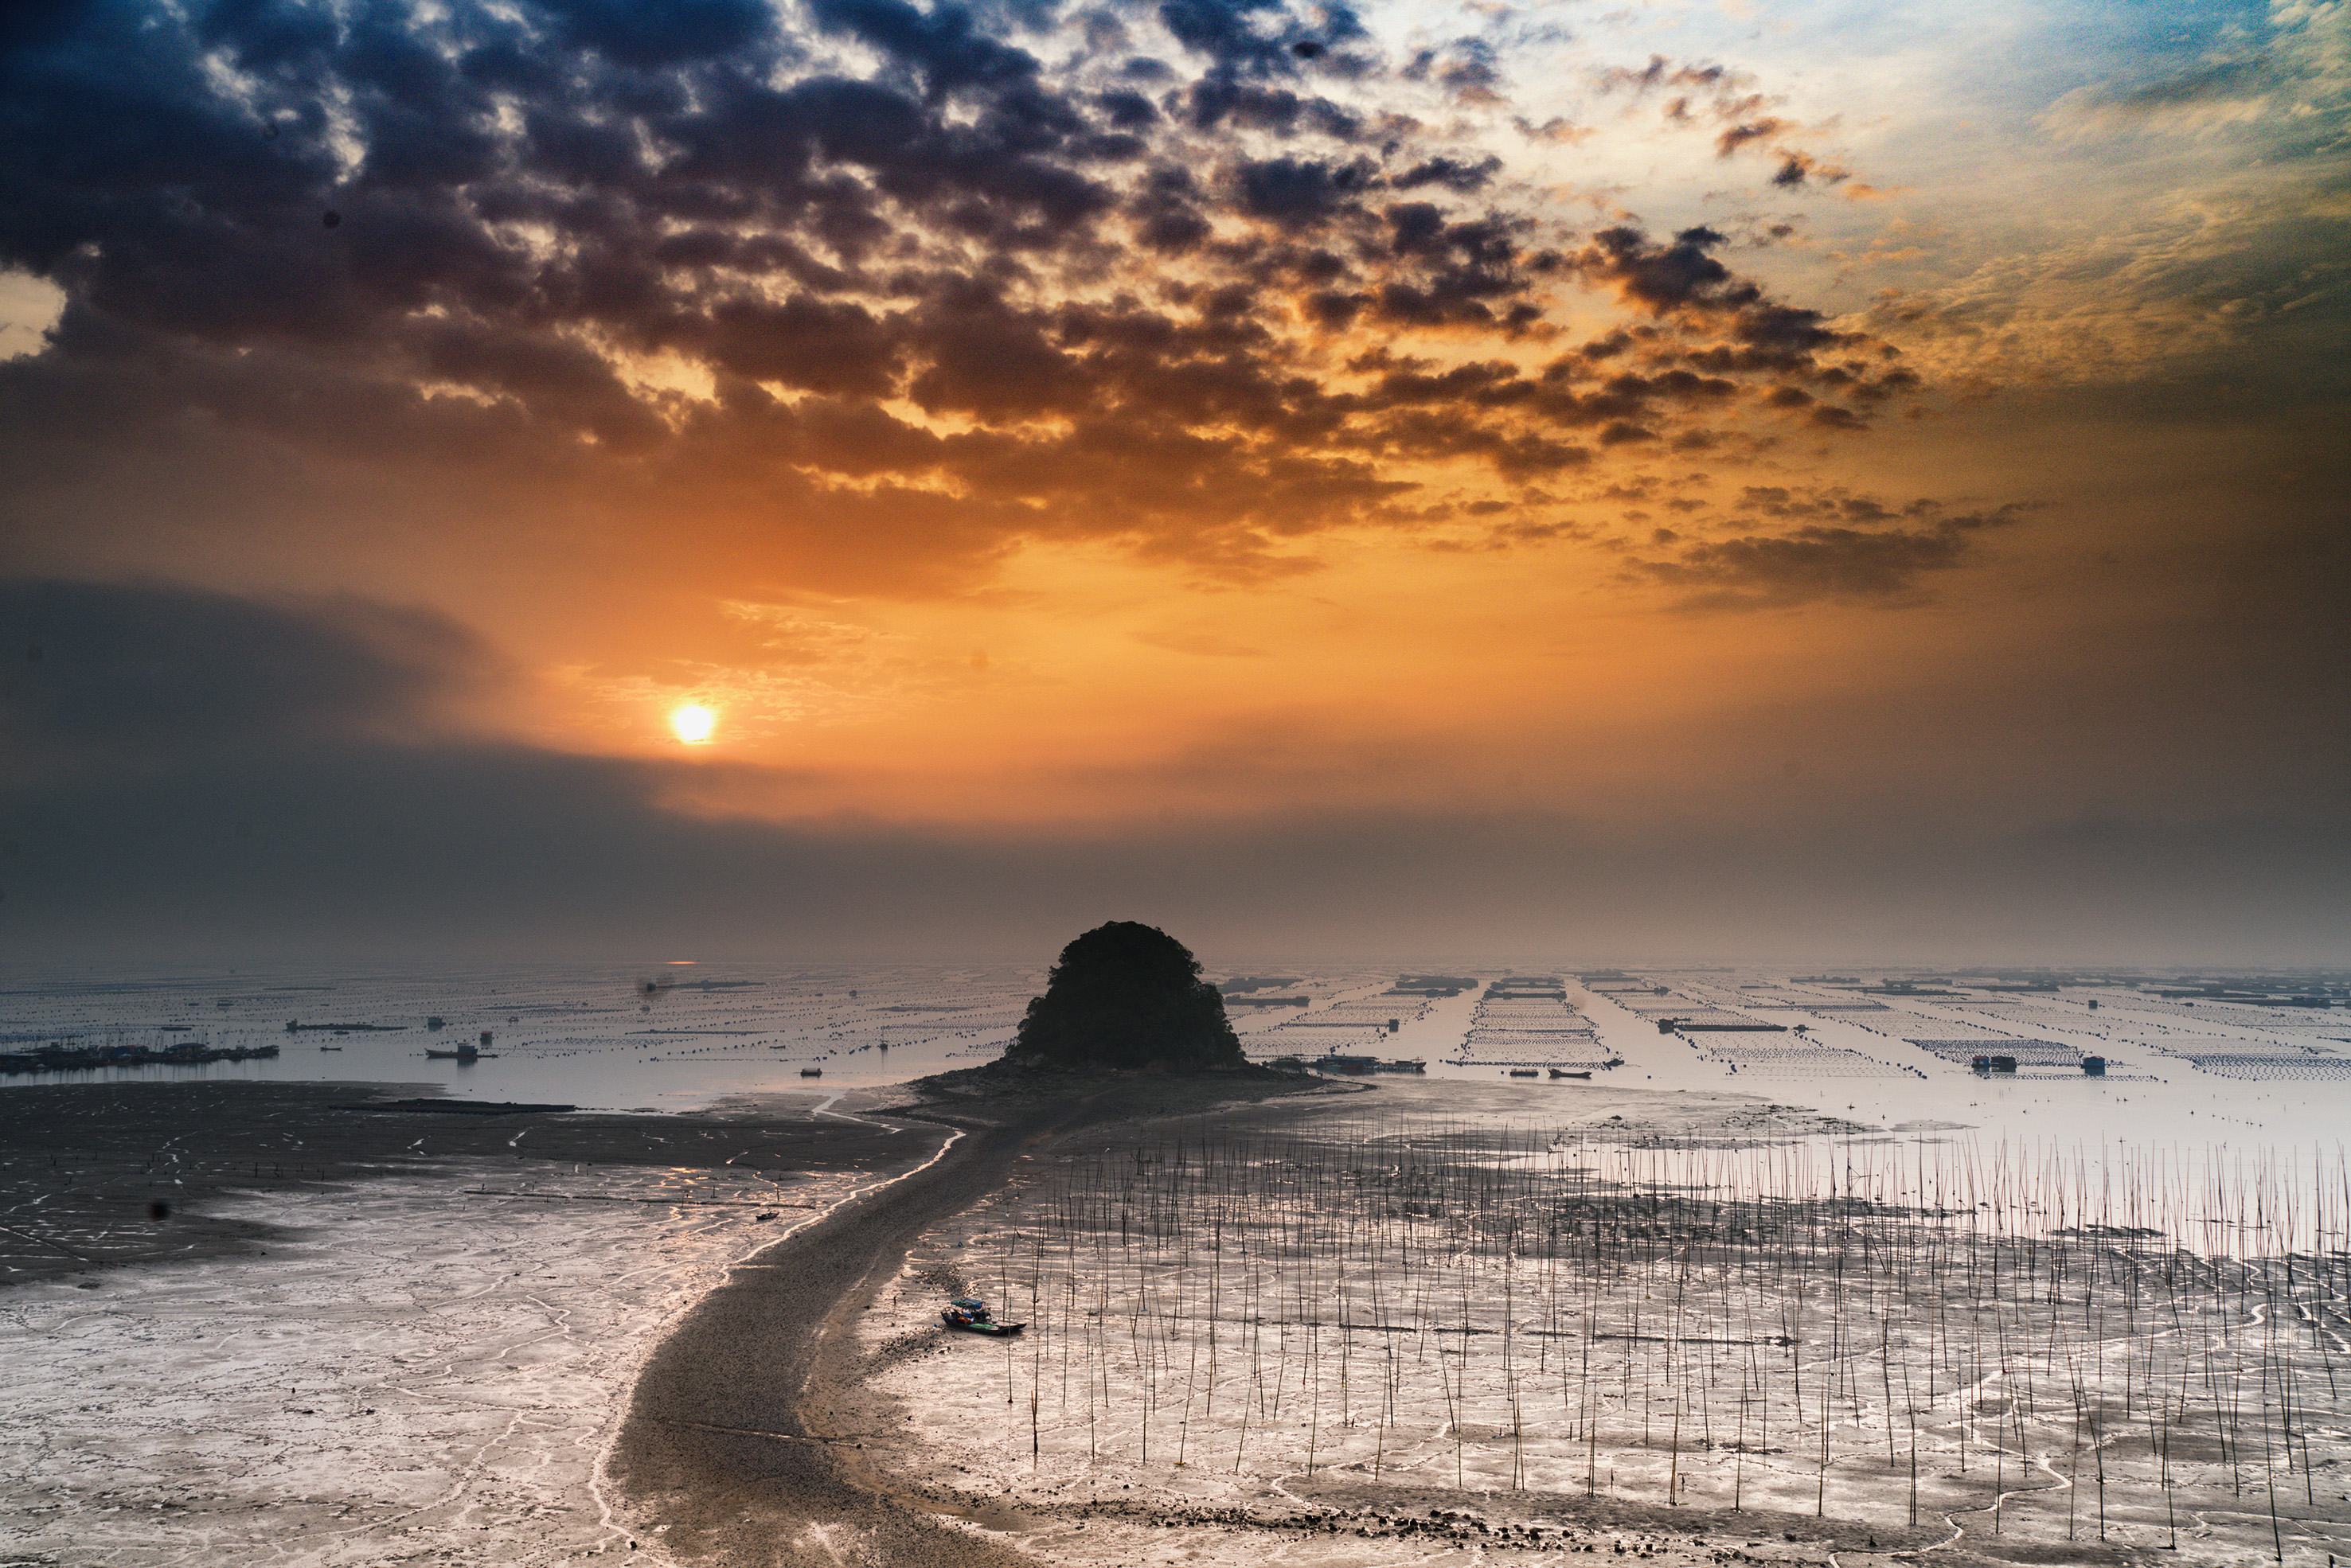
left=799, top=1067, right=822, bottom=1077
left=940, top=1297, right=1025, bottom=1336
left=1505, top=1068, right=1537, bottom=1078
left=1549, top=1068, right=1591, bottom=1079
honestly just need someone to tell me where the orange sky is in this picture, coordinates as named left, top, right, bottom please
left=1, top=0, right=2343, bottom=961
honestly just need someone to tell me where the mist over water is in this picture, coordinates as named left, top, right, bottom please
left=7, top=961, right=2345, bottom=1156
left=0, top=962, right=1038, bottom=1110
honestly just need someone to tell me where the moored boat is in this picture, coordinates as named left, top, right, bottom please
left=940, top=1297, right=1025, bottom=1336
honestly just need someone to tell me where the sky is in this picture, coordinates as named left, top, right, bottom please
left=0, top=0, right=2345, bottom=966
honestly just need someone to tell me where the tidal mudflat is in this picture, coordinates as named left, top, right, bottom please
left=0, top=1082, right=939, bottom=1566
left=865, top=1078, right=2351, bottom=1568
left=8, top=964, right=2350, bottom=1568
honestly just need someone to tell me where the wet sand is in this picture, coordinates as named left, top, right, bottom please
left=848, top=1078, right=2330, bottom=1568
left=0, top=1080, right=951, bottom=1566
left=19, top=1071, right=2279, bottom=1568
left=0, top=1081, right=934, bottom=1286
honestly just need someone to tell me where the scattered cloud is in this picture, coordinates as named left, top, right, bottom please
left=1860, top=0, right=2351, bottom=388
left=0, top=0, right=1923, bottom=591
left=2043, top=2, right=2349, bottom=145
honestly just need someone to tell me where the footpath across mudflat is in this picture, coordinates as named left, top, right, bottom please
left=607, top=1066, right=1350, bottom=1568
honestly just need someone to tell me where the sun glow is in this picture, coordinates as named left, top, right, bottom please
left=670, top=704, right=717, bottom=745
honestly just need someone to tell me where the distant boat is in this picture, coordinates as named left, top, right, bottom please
left=1505, top=1068, right=1538, bottom=1078
left=1549, top=1068, right=1591, bottom=1079
left=425, top=1044, right=496, bottom=1061
left=799, top=1067, right=822, bottom=1077
left=318, top=1045, right=342, bottom=1051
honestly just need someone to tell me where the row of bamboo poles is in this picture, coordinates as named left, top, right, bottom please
left=948, top=1117, right=2350, bottom=1558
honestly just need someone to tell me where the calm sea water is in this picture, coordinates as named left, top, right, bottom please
left=6, top=963, right=2345, bottom=1153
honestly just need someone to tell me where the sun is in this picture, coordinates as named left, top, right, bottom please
left=669, top=703, right=717, bottom=745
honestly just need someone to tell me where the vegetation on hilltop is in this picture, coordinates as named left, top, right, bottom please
left=1000, top=922, right=1248, bottom=1073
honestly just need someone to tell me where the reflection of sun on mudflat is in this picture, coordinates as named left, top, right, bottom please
left=669, top=703, right=716, bottom=745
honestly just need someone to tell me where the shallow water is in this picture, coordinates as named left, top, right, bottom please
left=3, top=962, right=2345, bottom=1153
left=0, top=961, right=1048, bottom=1110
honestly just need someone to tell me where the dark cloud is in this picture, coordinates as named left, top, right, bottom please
left=541, top=0, right=772, bottom=67
left=809, top=0, right=1043, bottom=99
left=1596, top=55, right=1728, bottom=96
left=1157, top=0, right=1367, bottom=79
left=1, top=578, right=487, bottom=769
left=1715, top=119, right=1783, bottom=157
left=1634, top=505, right=2022, bottom=607
left=1391, top=154, right=1502, bottom=193
left=1233, top=154, right=1378, bottom=227
left=1770, top=151, right=1844, bottom=189
left=1593, top=53, right=1851, bottom=187
left=1401, top=40, right=1505, bottom=105
left=1580, top=225, right=1738, bottom=312
left=1096, top=88, right=1159, bottom=127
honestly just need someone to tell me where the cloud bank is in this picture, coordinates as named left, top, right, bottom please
left=6, top=578, right=2344, bottom=965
